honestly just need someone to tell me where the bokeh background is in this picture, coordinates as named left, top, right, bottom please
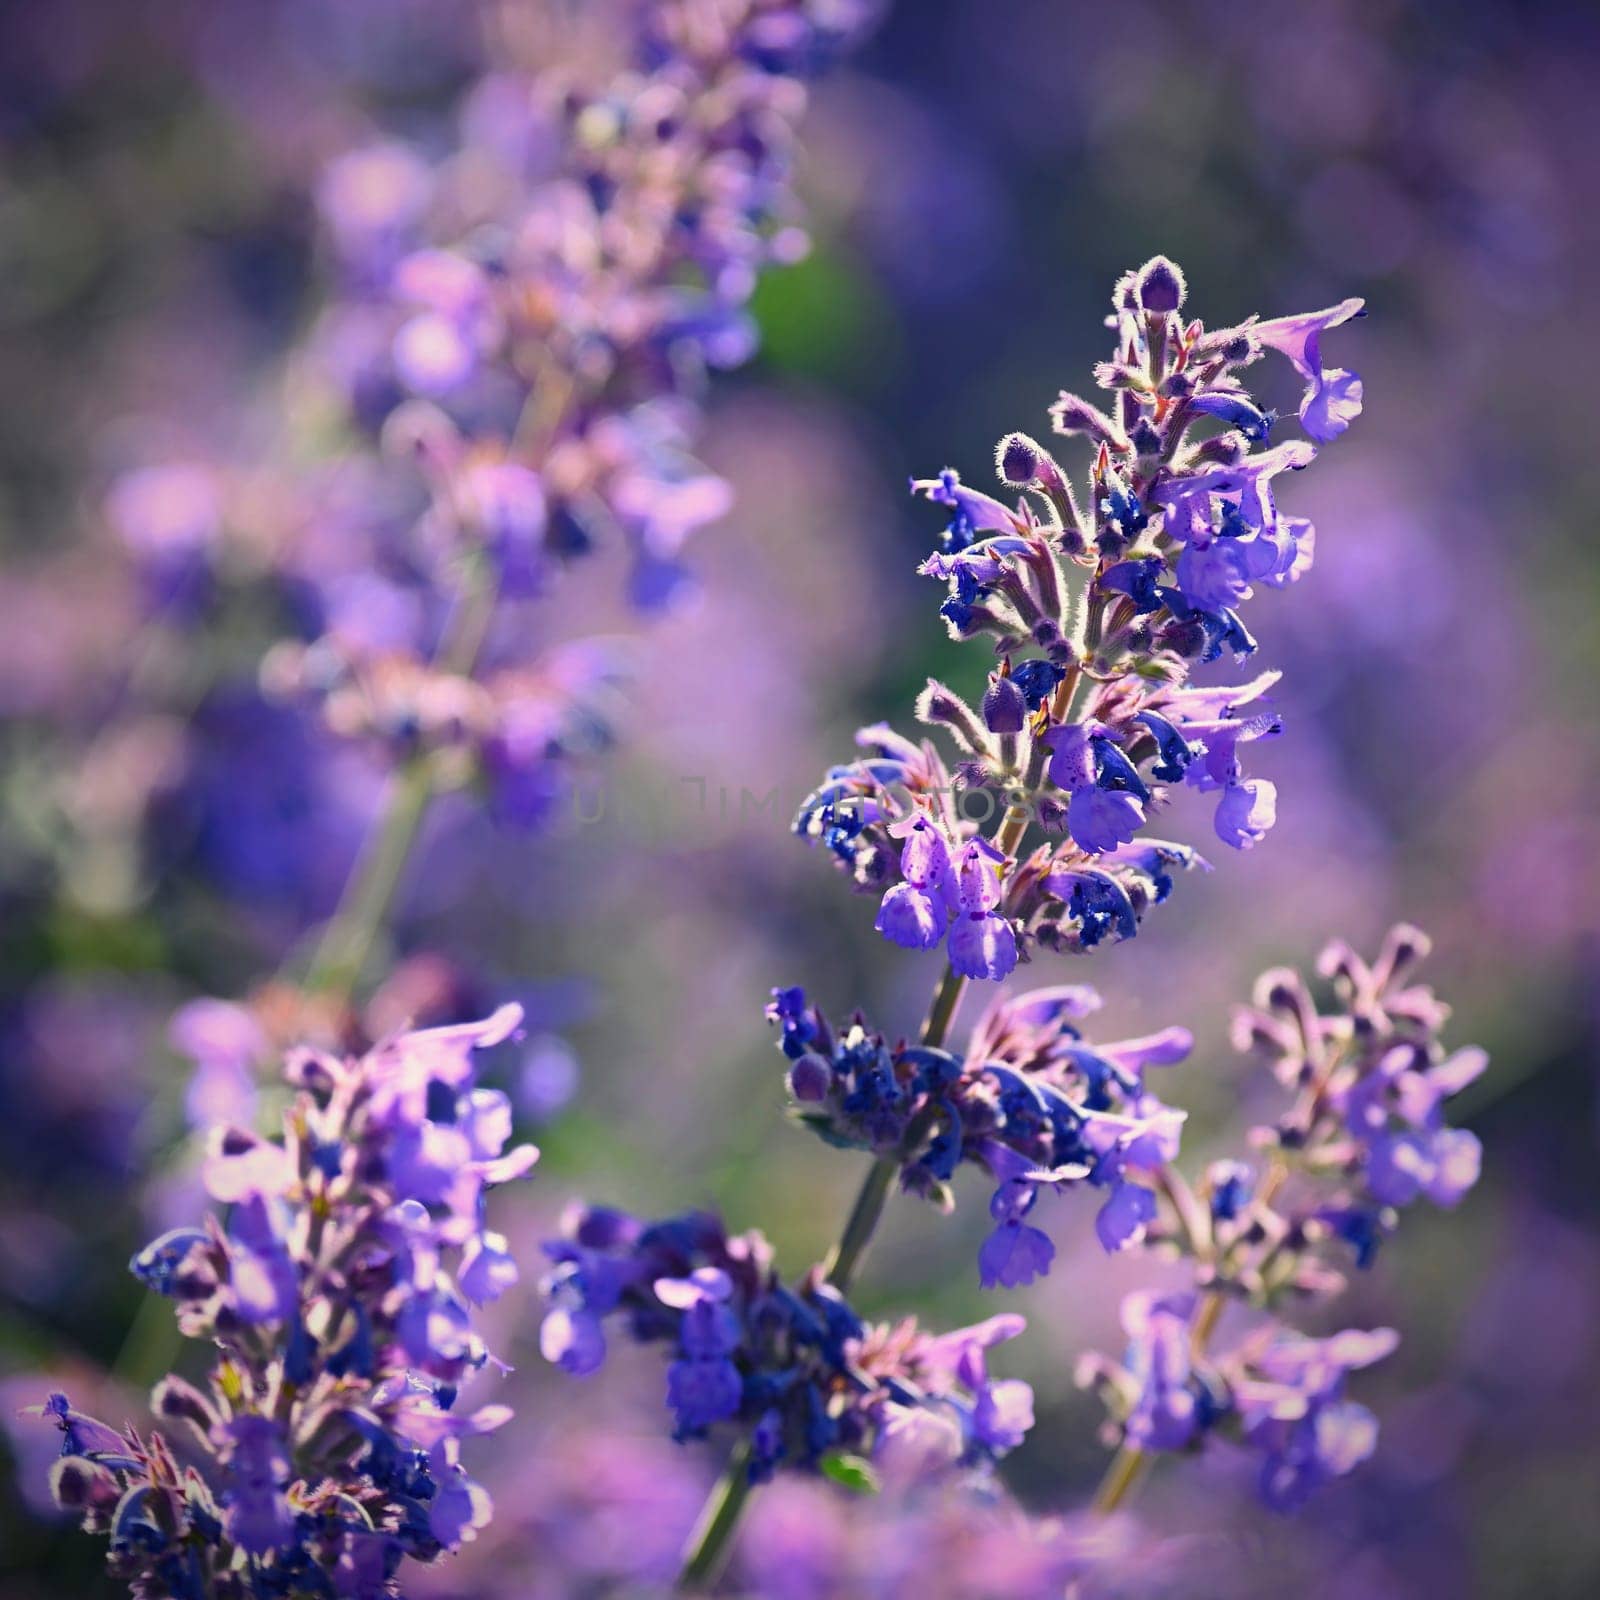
left=3, top=1, right=1597, bottom=1595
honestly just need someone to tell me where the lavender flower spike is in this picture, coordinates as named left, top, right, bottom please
left=1081, top=928, right=1486, bottom=1513
left=798, top=259, right=1361, bottom=970
left=34, top=1007, right=534, bottom=1596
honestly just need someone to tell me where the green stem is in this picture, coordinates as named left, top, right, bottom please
left=675, top=1441, right=755, bottom=1592
left=304, top=757, right=436, bottom=1005
left=303, top=561, right=498, bottom=1008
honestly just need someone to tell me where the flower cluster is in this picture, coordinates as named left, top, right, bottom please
left=152, top=0, right=877, bottom=826
left=1078, top=927, right=1485, bottom=1509
left=28, top=1007, right=536, bottom=1596
left=798, top=258, right=1362, bottom=969
left=539, top=1203, right=1034, bottom=1485
left=768, top=982, right=1191, bottom=1284
left=793, top=727, right=1211, bottom=964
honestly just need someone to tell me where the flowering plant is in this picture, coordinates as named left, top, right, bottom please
left=30, top=1009, right=535, bottom=1596
left=23, top=2, right=1493, bottom=1592
left=538, top=254, right=1485, bottom=1585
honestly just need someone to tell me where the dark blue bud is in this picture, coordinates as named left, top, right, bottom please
left=1011, top=658, right=1065, bottom=711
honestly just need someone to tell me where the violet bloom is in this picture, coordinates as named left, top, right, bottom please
left=48, top=1007, right=538, bottom=1595
left=660, top=1268, right=745, bottom=1434
left=1119, top=1293, right=1201, bottom=1451
left=1344, top=1043, right=1488, bottom=1208
left=978, top=1181, right=1056, bottom=1290
left=1154, top=671, right=1284, bottom=851
left=913, top=1314, right=1036, bottom=1462
left=947, top=839, right=1019, bottom=981
left=1046, top=723, right=1147, bottom=855
left=428, top=1446, right=494, bottom=1549
left=541, top=1206, right=1034, bottom=1482
left=1250, top=298, right=1366, bottom=442
left=220, top=1416, right=294, bottom=1555
left=1236, top=1327, right=1398, bottom=1511
left=1094, top=1179, right=1157, bottom=1254
left=876, top=814, right=957, bottom=950
left=910, top=468, right=1019, bottom=553
left=1214, top=776, right=1278, bottom=850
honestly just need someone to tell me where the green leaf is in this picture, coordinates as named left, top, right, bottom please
left=819, top=1452, right=881, bottom=1495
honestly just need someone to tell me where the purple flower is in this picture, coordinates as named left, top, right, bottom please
left=1068, top=785, right=1147, bottom=854
left=1119, top=1293, right=1201, bottom=1452
left=1214, top=776, right=1278, bottom=850
left=947, top=840, right=1018, bottom=981
left=220, top=1417, right=294, bottom=1555
left=910, top=468, right=1018, bottom=553
left=948, top=908, right=1019, bottom=981
left=979, top=1183, right=1056, bottom=1289
left=916, top=1314, right=1036, bottom=1463
left=1249, top=298, right=1366, bottom=442
left=1187, top=390, right=1274, bottom=442
left=204, top=1125, right=293, bottom=1203
left=1047, top=723, right=1148, bottom=854
left=1094, top=1181, right=1157, bottom=1254
left=227, top=1196, right=299, bottom=1325
left=1237, top=1327, right=1398, bottom=1511
left=540, top=1305, right=608, bottom=1377
left=1365, top=1126, right=1482, bottom=1208
left=25, top=1394, right=139, bottom=1471
left=428, top=1452, right=494, bottom=1548
left=875, top=815, right=956, bottom=950
left=978, top=1222, right=1056, bottom=1290
left=666, top=1357, right=745, bottom=1434
left=459, top=1230, right=520, bottom=1304
left=876, top=881, right=947, bottom=949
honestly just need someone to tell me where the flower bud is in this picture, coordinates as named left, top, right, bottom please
left=787, top=1052, right=832, bottom=1104
left=996, top=433, right=1040, bottom=486
left=914, top=679, right=990, bottom=754
left=981, top=673, right=1027, bottom=734
left=1136, top=256, right=1187, bottom=313
left=152, top=1375, right=218, bottom=1433
left=50, top=1456, right=120, bottom=1512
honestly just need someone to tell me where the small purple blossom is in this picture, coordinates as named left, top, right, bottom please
left=1249, top=298, right=1367, bottom=442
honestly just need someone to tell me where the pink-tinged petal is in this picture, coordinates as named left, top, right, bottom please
left=203, top=1127, right=293, bottom=1203
left=477, top=1143, right=539, bottom=1185
left=1214, top=778, right=1276, bottom=850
